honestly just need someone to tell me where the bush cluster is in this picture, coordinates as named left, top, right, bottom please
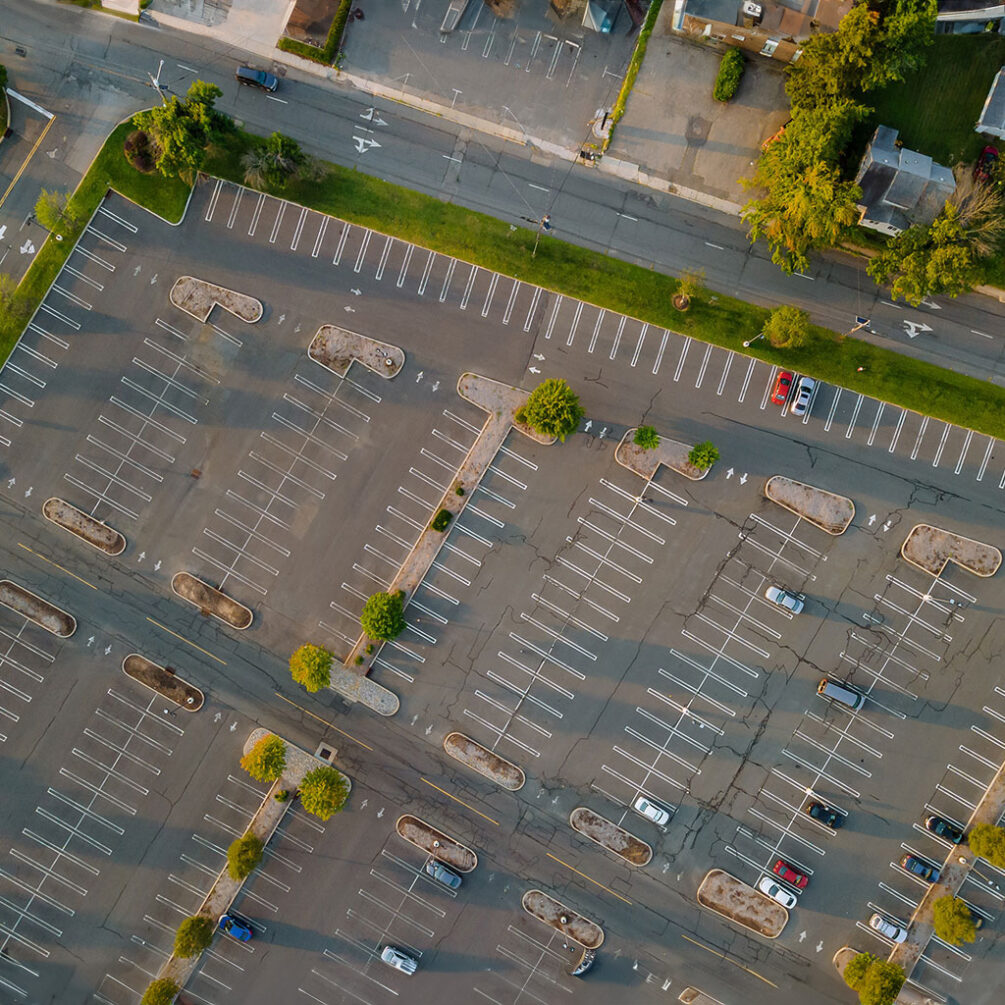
left=713, top=49, right=745, bottom=103
left=431, top=509, right=453, bottom=532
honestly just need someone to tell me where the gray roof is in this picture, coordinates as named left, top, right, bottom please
left=679, top=0, right=739, bottom=24
left=977, top=68, right=1005, bottom=135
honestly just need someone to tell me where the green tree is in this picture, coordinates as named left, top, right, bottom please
left=867, top=203, right=981, bottom=306
left=132, top=80, right=225, bottom=182
left=240, top=734, right=287, bottom=783
left=869, top=0, right=937, bottom=91
left=289, top=643, right=333, bottom=693
left=932, top=895, right=977, bottom=945
left=858, top=959, right=905, bottom=1005
left=688, top=441, right=719, bottom=470
left=969, top=822, right=1005, bottom=868
left=676, top=267, right=705, bottom=305
left=0, top=274, right=30, bottom=330
left=713, top=48, right=745, bottom=102
left=843, top=952, right=876, bottom=991
left=241, top=131, right=309, bottom=190
left=227, top=833, right=264, bottom=880
left=141, top=979, right=180, bottom=1005
left=34, top=189, right=84, bottom=238
left=515, top=378, right=585, bottom=442
left=634, top=426, right=660, bottom=450
left=174, top=914, right=214, bottom=957
left=299, top=765, right=350, bottom=821
left=762, top=305, right=810, bottom=348
left=360, top=590, right=406, bottom=641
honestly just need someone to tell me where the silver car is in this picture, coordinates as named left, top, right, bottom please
left=634, top=795, right=671, bottom=826
left=764, top=585, right=804, bottom=614
left=790, top=376, right=816, bottom=416
left=380, top=945, right=418, bottom=974
left=868, top=913, right=908, bottom=943
left=758, top=875, right=797, bottom=909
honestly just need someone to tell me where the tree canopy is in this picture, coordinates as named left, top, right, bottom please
left=762, top=305, right=810, bottom=348
left=289, top=644, right=333, bottom=693
left=969, top=822, right=1005, bottom=867
left=227, top=833, right=264, bottom=880
left=360, top=590, right=406, bottom=641
left=932, top=896, right=977, bottom=945
left=843, top=953, right=905, bottom=1005
left=515, top=378, right=584, bottom=442
left=688, top=441, right=720, bottom=470
left=174, top=915, right=214, bottom=958
left=242, top=132, right=310, bottom=190
left=299, top=766, right=350, bottom=820
left=634, top=425, right=660, bottom=450
left=141, top=980, right=180, bottom=1005
left=240, top=734, right=287, bottom=783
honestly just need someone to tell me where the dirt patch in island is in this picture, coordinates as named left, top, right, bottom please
left=123, top=654, right=204, bottom=711
left=570, top=807, right=652, bottom=866
left=444, top=732, right=525, bottom=790
left=616, top=428, right=707, bottom=481
left=901, top=524, right=1002, bottom=577
left=396, top=815, right=478, bottom=871
left=170, top=276, right=263, bottom=324
left=172, top=572, right=253, bottom=629
left=522, top=890, right=604, bottom=948
left=0, top=580, right=76, bottom=637
left=43, top=497, right=126, bottom=555
left=309, top=326, right=404, bottom=379
left=696, top=869, right=787, bottom=939
left=764, top=476, right=854, bottom=535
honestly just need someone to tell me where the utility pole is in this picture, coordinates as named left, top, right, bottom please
left=532, top=213, right=552, bottom=258
left=148, top=59, right=168, bottom=104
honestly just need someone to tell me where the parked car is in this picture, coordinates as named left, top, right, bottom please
left=790, top=376, right=816, bottom=417
left=868, top=913, right=907, bottom=943
left=569, top=947, right=597, bottom=976
left=758, top=875, right=797, bottom=909
left=634, top=795, right=671, bottom=826
left=817, top=677, right=866, bottom=711
left=770, top=370, right=794, bottom=406
left=380, top=945, right=418, bottom=974
left=805, top=801, right=842, bottom=828
left=900, top=854, right=941, bottom=883
left=764, top=585, right=804, bottom=614
left=925, top=815, right=964, bottom=844
left=974, top=145, right=999, bottom=184
left=772, top=857, right=809, bottom=889
left=235, top=65, right=279, bottom=92
left=425, top=859, right=462, bottom=889
left=218, top=912, right=253, bottom=941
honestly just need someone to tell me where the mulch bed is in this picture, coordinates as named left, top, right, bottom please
left=396, top=815, right=478, bottom=872
left=616, top=429, right=707, bottom=481
left=309, top=326, right=404, bottom=379
left=696, top=869, right=787, bottom=938
left=0, top=580, right=76, bottom=637
left=444, top=732, right=525, bottom=790
left=170, top=276, right=262, bottom=323
left=172, top=572, right=253, bottom=629
left=521, top=890, right=604, bottom=949
left=764, top=475, right=855, bottom=535
left=43, top=497, right=126, bottom=555
left=123, top=654, right=204, bottom=711
left=570, top=807, right=652, bottom=866
left=901, top=524, right=1002, bottom=577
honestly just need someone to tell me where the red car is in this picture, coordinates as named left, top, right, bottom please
left=974, top=145, right=999, bottom=184
left=772, top=857, right=809, bottom=889
left=771, top=370, right=794, bottom=406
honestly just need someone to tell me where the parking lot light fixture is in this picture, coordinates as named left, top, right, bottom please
left=742, top=332, right=765, bottom=349
left=959, top=856, right=968, bottom=865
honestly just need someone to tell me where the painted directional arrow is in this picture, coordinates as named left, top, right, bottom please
left=6, top=478, right=13, bottom=488
left=599, top=427, right=608, bottom=439
left=138, top=551, right=146, bottom=561
left=353, top=136, right=382, bottom=153
left=920, top=297, right=942, bottom=310
left=883, top=521, right=892, bottom=532
left=739, top=473, right=748, bottom=484
left=726, top=467, right=734, bottom=479
left=351, top=288, right=361, bottom=295
left=868, top=514, right=876, bottom=525
left=532, top=353, right=545, bottom=361
left=902, top=320, right=933, bottom=339
left=344, top=305, right=356, bottom=312
left=154, top=560, right=162, bottom=571
left=416, top=371, right=424, bottom=382
left=584, top=420, right=593, bottom=432
left=24, top=486, right=32, bottom=498
left=528, top=366, right=541, bottom=374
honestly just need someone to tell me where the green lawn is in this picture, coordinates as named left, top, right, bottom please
left=866, top=35, right=1005, bottom=166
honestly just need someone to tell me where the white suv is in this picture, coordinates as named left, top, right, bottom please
left=380, top=946, right=418, bottom=974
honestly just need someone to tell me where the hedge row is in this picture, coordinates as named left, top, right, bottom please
left=713, top=48, right=745, bottom=102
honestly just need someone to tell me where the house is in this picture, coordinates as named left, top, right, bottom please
left=671, top=0, right=852, bottom=62
left=936, top=0, right=1005, bottom=34
left=854, top=126, right=956, bottom=236
left=976, top=67, right=1005, bottom=138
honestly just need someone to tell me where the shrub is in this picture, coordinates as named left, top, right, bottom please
left=431, top=508, right=453, bottom=532
left=676, top=267, right=705, bottom=302
left=713, top=48, right=745, bottom=103
left=227, top=833, right=264, bottom=880
left=360, top=590, right=406, bottom=641
left=634, top=425, right=660, bottom=450
left=455, top=484, right=465, bottom=496
left=174, top=914, right=213, bottom=958
left=365, top=644, right=374, bottom=654
left=969, top=822, right=1005, bottom=867
left=688, top=441, right=720, bottom=470
left=843, top=952, right=876, bottom=990
left=299, top=766, right=350, bottom=820
left=240, top=734, right=287, bottom=783
left=123, top=130, right=157, bottom=174
left=141, top=979, right=180, bottom=1005
left=857, top=959, right=905, bottom=1005
left=762, top=304, right=810, bottom=348
left=932, top=895, right=977, bottom=945
left=274, top=789, right=290, bottom=802
left=515, top=378, right=585, bottom=442
left=289, top=643, right=333, bottom=693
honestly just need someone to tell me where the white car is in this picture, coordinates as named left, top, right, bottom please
left=764, top=585, right=804, bottom=614
left=634, top=795, right=671, bottom=826
left=868, top=913, right=908, bottom=943
left=758, top=875, right=797, bottom=909
left=790, top=376, right=816, bottom=416
left=380, top=945, right=418, bottom=974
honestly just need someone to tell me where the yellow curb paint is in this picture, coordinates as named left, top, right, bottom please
left=272, top=691, right=373, bottom=751
left=545, top=852, right=632, bottom=905
left=145, top=616, right=226, bottom=665
left=679, top=934, right=778, bottom=988
left=17, top=542, right=97, bottom=590
left=420, top=777, right=499, bottom=826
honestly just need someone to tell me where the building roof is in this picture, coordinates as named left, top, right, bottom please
left=936, top=0, right=1005, bottom=15
left=679, top=0, right=851, bottom=37
left=977, top=67, right=1005, bottom=135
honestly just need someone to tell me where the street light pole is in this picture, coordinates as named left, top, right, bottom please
left=743, top=331, right=765, bottom=349
left=148, top=59, right=167, bottom=104
left=532, top=214, right=552, bottom=258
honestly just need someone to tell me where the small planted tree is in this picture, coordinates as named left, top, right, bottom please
left=34, top=189, right=84, bottom=239
left=141, top=979, right=180, bottom=1005
left=762, top=305, right=810, bottom=348
left=299, top=765, right=350, bottom=821
left=431, top=509, right=452, bottom=532
left=241, top=131, right=310, bottom=190
left=227, top=833, right=264, bottom=880
left=174, top=914, right=214, bottom=958
left=688, top=441, right=719, bottom=471
left=969, top=822, right=1005, bottom=867
left=634, top=426, right=660, bottom=450
left=932, top=895, right=977, bottom=945
left=240, top=734, right=287, bottom=783
left=673, top=267, right=705, bottom=310
left=0, top=274, right=29, bottom=330
left=360, top=590, right=406, bottom=641
left=515, top=378, right=585, bottom=442
left=843, top=953, right=905, bottom=1005
left=290, top=643, right=333, bottom=693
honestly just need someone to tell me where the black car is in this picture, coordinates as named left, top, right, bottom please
left=235, top=66, right=279, bottom=92
left=925, top=815, right=964, bottom=844
left=805, top=801, right=842, bottom=829
left=900, top=854, right=941, bottom=883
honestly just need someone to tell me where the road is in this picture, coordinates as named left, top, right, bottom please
left=1, top=0, right=1005, bottom=388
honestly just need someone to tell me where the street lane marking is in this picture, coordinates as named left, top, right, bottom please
left=273, top=692, right=372, bottom=750
left=679, top=933, right=778, bottom=988
left=545, top=852, right=631, bottom=904
left=17, top=543, right=97, bottom=590
left=145, top=617, right=226, bottom=665
left=420, top=777, right=499, bottom=825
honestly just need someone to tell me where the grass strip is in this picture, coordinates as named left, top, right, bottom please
left=604, top=0, right=663, bottom=149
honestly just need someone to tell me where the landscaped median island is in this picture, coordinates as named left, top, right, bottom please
left=443, top=732, right=526, bottom=790
left=569, top=806, right=652, bottom=866
left=122, top=654, right=204, bottom=711
left=169, top=276, right=263, bottom=324
left=521, top=890, right=604, bottom=949
left=171, top=572, right=253, bottom=630
left=696, top=869, right=788, bottom=939
left=764, top=475, right=855, bottom=536
left=900, top=523, right=1002, bottom=577
left=395, top=815, right=478, bottom=872
left=309, top=325, right=404, bottom=379
left=0, top=580, right=76, bottom=637
left=42, top=497, right=126, bottom=555
left=616, top=427, right=709, bottom=481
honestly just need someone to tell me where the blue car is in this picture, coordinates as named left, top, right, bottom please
left=218, top=913, right=253, bottom=941
left=900, top=855, right=940, bottom=884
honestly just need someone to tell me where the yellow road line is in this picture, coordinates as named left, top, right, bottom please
left=17, top=543, right=97, bottom=590
left=0, top=115, right=56, bottom=211
left=545, top=852, right=632, bottom=905
left=420, top=777, right=500, bottom=826
left=273, top=692, right=373, bottom=751
left=679, top=933, right=778, bottom=988
left=146, top=617, right=226, bottom=665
